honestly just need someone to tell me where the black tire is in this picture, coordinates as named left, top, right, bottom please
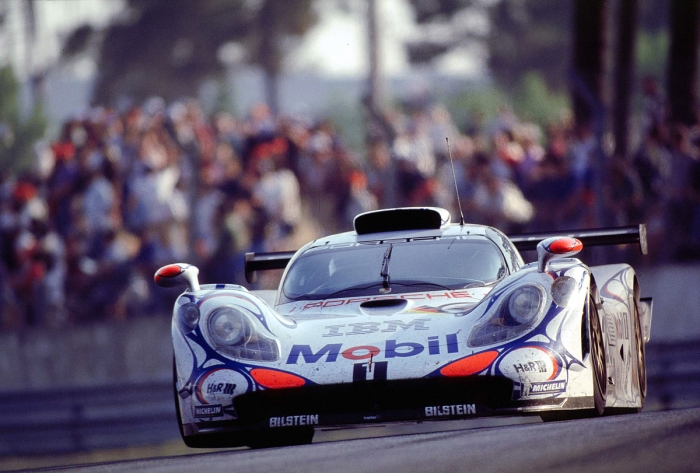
left=633, top=296, right=647, bottom=405
left=606, top=296, right=646, bottom=415
left=541, top=293, right=606, bottom=422
left=589, top=293, right=607, bottom=416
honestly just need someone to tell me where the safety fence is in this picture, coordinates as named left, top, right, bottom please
left=0, top=340, right=698, bottom=456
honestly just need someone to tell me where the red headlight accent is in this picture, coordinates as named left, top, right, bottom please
left=250, top=368, right=306, bottom=389
left=548, top=238, right=583, bottom=254
left=439, top=350, right=499, bottom=377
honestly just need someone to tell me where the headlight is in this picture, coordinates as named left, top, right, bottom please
left=208, top=307, right=251, bottom=346
left=468, top=284, right=547, bottom=347
left=508, top=286, right=543, bottom=324
left=204, top=306, right=280, bottom=361
left=177, top=302, right=200, bottom=333
left=551, top=276, right=576, bottom=307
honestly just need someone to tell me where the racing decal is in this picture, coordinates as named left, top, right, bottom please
left=250, top=368, right=307, bottom=389
left=353, top=361, right=388, bottom=381
left=425, top=404, right=476, bottom=417
left=269, top=415, right=319, bottom=428
left=298, top=291, right=477, bottom=311
left=195, top=368, right=250, bottom=405
left=497, top=346, right=561, bottom=383
left=601, top=271, right=629, bottom=302
left=522, top=380, right=567, bottom=397
left=406, top=302, right=478, bottom=315
left=437, top=350, right=499, bottom=377
left=321, top=318, right=430, bottom=337
left=286, top=333, right=461, bottom=364
left=195, top=405, right=223, bottom=418
left=513, top=361, right=547, bottom=374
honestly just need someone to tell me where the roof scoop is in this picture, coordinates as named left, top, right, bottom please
left=353, top=207, right=451, bottom=235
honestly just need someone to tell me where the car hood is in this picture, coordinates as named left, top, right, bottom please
left=276, top=287, right=494, bottom=322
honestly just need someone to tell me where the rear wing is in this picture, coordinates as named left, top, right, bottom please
left=244, top=224, right=648, bottom=283
left=508, top=224, right=648, bottom=254
left=245, top=251, right=296, bottom=284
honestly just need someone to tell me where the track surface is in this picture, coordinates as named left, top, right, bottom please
left=35, top=408, right=700, bottom=473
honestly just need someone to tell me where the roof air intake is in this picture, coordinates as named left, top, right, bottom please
left=353, top=207, right=451, bottom=235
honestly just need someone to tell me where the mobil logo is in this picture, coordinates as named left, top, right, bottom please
left=286, top=333, right=460, bottom=364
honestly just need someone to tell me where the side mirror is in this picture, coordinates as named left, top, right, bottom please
left=154, top=264, right=201, bottom=291
left=537, top=237, right=583, bottom=273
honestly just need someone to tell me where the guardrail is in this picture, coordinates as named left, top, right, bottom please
left=0, top=382, right=177, bottom=456
left=0, top=340, right=698, bottom=457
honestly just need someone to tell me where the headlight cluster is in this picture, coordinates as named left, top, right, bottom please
left=468, top=284, right=547, bottom=347
left=550, top=276, right=576, bottom=307
left=205, top=306, right=280, bottom=361
left=177, top=302, right=200, bottom=334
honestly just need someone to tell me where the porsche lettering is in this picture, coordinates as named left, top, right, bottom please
left=301, top=292, right=474, bottom=310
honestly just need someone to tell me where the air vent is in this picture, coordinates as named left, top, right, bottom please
left=359, top=299, right=407, bottom=315
left=353, top=207, right=451, bottom=235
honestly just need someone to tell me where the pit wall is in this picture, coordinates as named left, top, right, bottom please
left=0, top=265, right=697, bottom=392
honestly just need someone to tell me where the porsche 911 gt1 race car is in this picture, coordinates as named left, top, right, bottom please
left=155, top=207, right=652, bottom=448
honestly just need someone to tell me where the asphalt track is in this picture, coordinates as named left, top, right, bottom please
left=36, top=408, right=700, bottom=473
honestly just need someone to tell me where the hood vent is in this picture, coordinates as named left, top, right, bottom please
left=359, top=299, right=407, bottom=315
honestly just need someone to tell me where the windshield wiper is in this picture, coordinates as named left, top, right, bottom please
left=380, top=244, right=393, bottom=293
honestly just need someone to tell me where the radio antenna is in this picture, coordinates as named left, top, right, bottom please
left=446, top=137, right=465, bottom=226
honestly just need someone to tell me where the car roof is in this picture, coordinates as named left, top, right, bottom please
left=307, top=223, right=492, bottom=248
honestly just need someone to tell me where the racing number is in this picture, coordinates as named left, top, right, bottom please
left=353, top=361, right=388, bottom=382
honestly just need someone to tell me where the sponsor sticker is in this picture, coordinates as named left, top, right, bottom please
left=269, top=414, right=319, bottom=428
left=424, top=404, right=476, bottom=417
left=522, top=380, right=567, bottom=397
left=194, top=404, right=223, bottom=418
left=286, top=333, right=460, bottom=364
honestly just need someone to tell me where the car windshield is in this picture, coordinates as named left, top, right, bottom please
left=280, top=237, right=507, bottom=302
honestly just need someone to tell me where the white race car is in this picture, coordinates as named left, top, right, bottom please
left=155, top=207, right=652, bottom=448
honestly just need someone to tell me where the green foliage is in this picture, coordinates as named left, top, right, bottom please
left=448, top=73, right=569, bottom=133
left=0, top=65, right=20, bottom=126
left=512, top=71, right=570, bottom=126
left=0, top=66, right=47, bottom=173
left=406, top=0, right=573, bottom=92
left=486, top=0, right=573, bottom=91
left=324, top=93, right=365, bottom=154
left=70, top=0, right=317, bottom=104
left=448, top=85, right=507, bottom=132
left=636, top=30, right=668, bottom=82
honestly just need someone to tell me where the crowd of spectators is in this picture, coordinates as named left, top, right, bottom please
left=1, top=79, right=699, bottom=330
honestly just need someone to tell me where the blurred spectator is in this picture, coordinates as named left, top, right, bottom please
left=3, top=83, right=700, bottom=331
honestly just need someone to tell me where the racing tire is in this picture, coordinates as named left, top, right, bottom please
left=605, top=294, right=646, bottom=415
left=541, top=293, right=606, bottom=422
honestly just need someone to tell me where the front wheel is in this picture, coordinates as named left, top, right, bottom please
left=541, top=293, right=606, bottom=422
left=605, top=295, right=646, bottom=415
